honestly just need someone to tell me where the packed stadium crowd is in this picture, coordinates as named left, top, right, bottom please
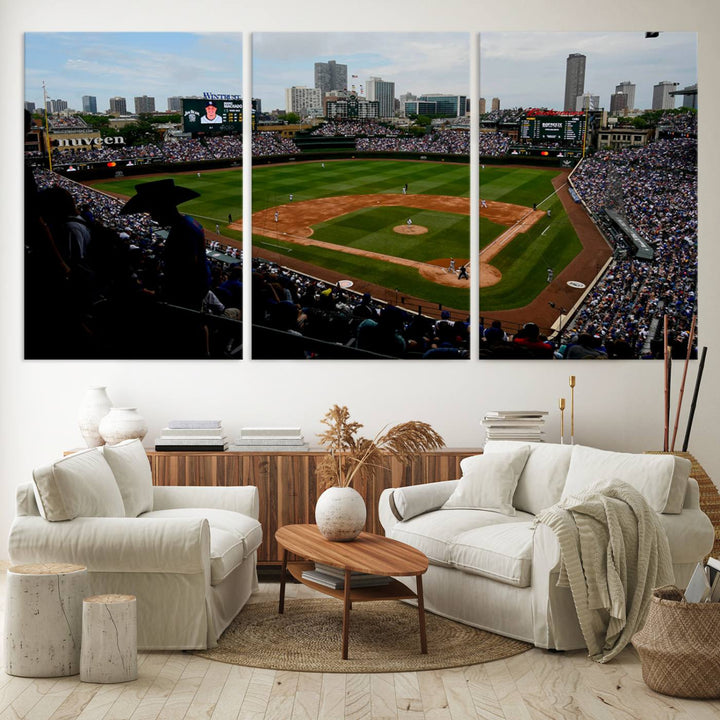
left=252, top=260, right=469, bottom=359
left=48, top=116, right=90, bottom=129
left=356, top=129, right=470, bottom=155
left=310, top=120, right=400, bottom=137
left=45, top=131, right=301, bottom=166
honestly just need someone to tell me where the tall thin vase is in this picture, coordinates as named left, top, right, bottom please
left=77, top=386, right=113, bottom=447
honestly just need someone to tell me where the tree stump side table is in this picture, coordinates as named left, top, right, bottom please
left=4, top=563, right=88, bottom=677
left=80, top=594, right=138, bottom=684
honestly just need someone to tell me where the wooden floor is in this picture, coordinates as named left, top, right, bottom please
left=1, top=564, right=719, bottom=719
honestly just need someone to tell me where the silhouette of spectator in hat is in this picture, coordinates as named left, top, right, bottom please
left=121, top=179, right=210, bottom=310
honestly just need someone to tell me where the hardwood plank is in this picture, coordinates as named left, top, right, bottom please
left=210, top=665, right=253, bottom=720
left=317, top=673, right=345, bottom=720
left=264, top=670, right=299, bottom=720
left=393, top=672, right=423, bottom=719
left=461, top=664, right=503, bottom=720
left=183, top=660, right=232, bottom=720
left=290, top=672, right=322, bottom=720
left=155, top=656, right=212, bottom=720
left=416, top=670, right=451, bottom=720
left=369, top=673, right=398, bottom=720
left=237, top=667, right=275, bottom=720
left=345, top=673, right=372, bottom=720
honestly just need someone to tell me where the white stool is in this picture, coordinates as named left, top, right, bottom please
left=4, top=563, right=87, bottom=677
left=80, top=594, right=138, bottom=683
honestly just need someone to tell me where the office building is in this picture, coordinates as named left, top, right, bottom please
left=479, top=98, right=486, bottom=114
left=491, top=97, right=500, bottom=112
left=134, top=95, right=156, bottom=114
left=615, top=81, right=636, bottom=110
left=652, top=81, right=678, bottom=110
left=366, top=77, right=395, bottom=118
left=610, top=92, right=629, bottom=113
left=82, top=95, right=97, bottom=114
left=285, top=86, right=323, bottom=117
left=564, top=53, right=586, bottom=111
left=167, top=96, right=182, bottom=112
left=109, top=97, right=128, bottom=115
left=314, top=60, right=348, bottom=95
left=576, top=93, right=600, bottom=111
left=24, top=101, right=35, bottom=113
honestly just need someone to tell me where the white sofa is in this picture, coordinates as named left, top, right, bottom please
left=8, top=439, right=262, bottom=651
left=379, top=442, right=714, bottom=651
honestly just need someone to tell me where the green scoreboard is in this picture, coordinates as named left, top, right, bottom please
left=520, top=115, right=584, bottom=144
left=182, top=98, right=245, bottom=133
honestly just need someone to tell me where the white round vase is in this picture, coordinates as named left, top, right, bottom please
left=77, top=386, right=113, bottom=447
left=315, top=486, right=367, bottom=542
left=98, top=407, right=148, bottom=446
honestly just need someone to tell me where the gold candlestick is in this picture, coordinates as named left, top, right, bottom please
left=569, top=376, right=576, bottom=445
left=559, top=397, right=566, bottom=444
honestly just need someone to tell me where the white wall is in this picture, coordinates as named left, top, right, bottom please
left=2, top=0, right=719, bottom=560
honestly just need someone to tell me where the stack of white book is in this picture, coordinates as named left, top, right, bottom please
left=154, top=420, right=228, bottom=451
left=301, top=563, right=391, bottom=590
left=229, top=427, right=309, bottom=452
left=482, top=410, right=548, bottom=442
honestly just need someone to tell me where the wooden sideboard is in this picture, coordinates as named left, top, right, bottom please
left=147, top=449, right=480, bottom=565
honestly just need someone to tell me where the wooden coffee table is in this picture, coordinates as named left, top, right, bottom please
left=275, top=524, right=429, bottom=660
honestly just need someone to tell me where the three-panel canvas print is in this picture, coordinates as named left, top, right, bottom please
left=24, top=31, right=698, bottom=361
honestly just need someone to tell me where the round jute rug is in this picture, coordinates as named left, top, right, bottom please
left=192, top=599, right=531, bottom=673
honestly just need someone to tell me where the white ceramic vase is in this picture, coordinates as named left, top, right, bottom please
left=314, top=486, right=367, bottom=541
left=98, top=407, right=148, bottom=446
left=78, top=386, right=113, bottom=447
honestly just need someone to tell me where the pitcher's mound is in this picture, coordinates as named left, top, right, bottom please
left=394, top=224, right=428, bottom=235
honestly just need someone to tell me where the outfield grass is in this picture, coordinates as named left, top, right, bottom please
left=90, top=159, right=583, bottom=313
left=479, top=166, right=580, bottom=311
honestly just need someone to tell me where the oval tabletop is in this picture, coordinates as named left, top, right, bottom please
left=276, top=524, right=428, bottom=576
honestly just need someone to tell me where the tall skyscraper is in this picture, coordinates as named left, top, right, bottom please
left=82, top=95, right=97, bottom=113
left=610, top=92, right=629, bottom=113
left=652, top=81, right=678, bottom=110
left=167, top=96, right=182, bottom=112
left=564, top=53, right=586, bottom=111
left=479, top=98, right=486, bottom=114
left=366, top=77, right=395, bottom=118
left=134, top=95, right=156, bottom=114
left=314, top=60, right=348, bottom=95
left=491, top=97, right=500, bottom=112
left=109, top=97, right=128, bottom=115
left=615, top=81, right=636, bottom=110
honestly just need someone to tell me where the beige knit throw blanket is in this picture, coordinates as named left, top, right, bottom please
left=534, top=479, right=674, bottom=663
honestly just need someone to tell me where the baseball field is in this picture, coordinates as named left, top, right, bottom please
left=90, top=159, right=587, bottom=317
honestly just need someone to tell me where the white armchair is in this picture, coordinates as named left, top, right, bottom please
left=8, top=440, right=262, bottom=650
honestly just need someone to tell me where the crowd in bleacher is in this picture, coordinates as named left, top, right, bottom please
left=252, top=260, right=469, bottom=359
left=562, top=134, right=697, bottom=357
left=311, top=120, right=400, bottom=137
left=356, top=129, right=470, bottom=155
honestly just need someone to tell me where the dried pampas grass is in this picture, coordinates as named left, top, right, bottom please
left=317, top=405, right=444, bottom=490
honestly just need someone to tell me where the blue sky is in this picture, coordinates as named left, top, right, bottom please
left=481, top=32, right=697, bottom=110
left=24, top=31, right=696, bottom=115
left=25, top=33, right=243, bottom=112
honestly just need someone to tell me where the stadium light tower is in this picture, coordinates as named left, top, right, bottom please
left=42, top=81, right=52, bottom=172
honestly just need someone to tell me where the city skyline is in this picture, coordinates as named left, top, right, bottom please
left=24, top=33, right=243, bottom=113
left=25, top=31, right=696, bottom=117
left=253, top=32, right=469, bottom=112
left=480, top=32, right=697, bottom=111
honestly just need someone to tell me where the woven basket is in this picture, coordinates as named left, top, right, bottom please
left=632, top=585, right=720, bottom=698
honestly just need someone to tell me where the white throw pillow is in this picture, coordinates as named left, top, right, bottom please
left=101, top=438, right=154, bottom=517
left=32, top=448, right=125, bottom=521
left=562, top=445, right=691, bottom=514
left=442, top=446, right=531, bottom=516
left=483, top=441, right=573, bottom=515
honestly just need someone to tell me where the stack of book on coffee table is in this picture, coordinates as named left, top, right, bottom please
left=229, top=427, right=309, bottom=452
left=154, top=420, right=228, bottom=451
left=301, top=563, right=391, bottom=590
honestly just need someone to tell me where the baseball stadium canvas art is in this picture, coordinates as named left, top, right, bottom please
left=23, top=31, right=697, bottom=361
left=250, top=32, right=471, bottom=359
